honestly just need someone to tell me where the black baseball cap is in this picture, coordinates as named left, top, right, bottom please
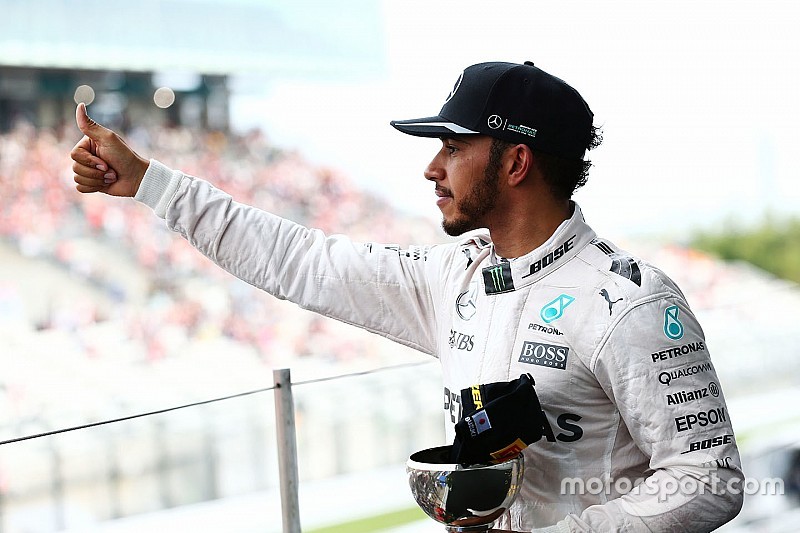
left=449, top=373, right=546, bottom=466
left=391, top=61, right=594, bottom=160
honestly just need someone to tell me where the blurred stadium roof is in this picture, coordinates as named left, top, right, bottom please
left=0, top=0, right=385, bottom=77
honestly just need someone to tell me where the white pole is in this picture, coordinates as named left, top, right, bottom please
left=273, top=368, right=301, bottom=533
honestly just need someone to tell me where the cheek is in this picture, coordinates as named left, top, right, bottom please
left=455, top=160, right=484, bottom=192
left=453, top=155, right=481, bottom=178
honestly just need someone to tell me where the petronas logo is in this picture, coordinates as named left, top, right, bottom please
left=664, top=305, right=684, bottom=340
left=540, top=294, right=575, bottom=324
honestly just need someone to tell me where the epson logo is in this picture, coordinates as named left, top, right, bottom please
left=519, top=341, right=569, bottom=370
left=675, top=407, right=727, bottom=432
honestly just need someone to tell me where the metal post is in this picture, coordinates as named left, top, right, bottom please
left=273, top=368, right=301, bottom=533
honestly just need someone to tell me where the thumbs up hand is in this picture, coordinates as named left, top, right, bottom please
left=71, top=103, right=150, bottom=197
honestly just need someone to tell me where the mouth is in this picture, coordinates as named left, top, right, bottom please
left=435, top=186, right=453, bottom=207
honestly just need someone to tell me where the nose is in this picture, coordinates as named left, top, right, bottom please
left=424, top=154, right=443, bottom=182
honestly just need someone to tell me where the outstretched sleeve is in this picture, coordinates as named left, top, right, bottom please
left=134, top=159, right=442, bottom=355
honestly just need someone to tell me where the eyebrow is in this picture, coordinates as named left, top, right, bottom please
left=440, top=135, right=474, bottom=145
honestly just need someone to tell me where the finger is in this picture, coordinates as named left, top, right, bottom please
left=73, top=171, right=105, bottom=188
left=72, top=160, right=117, bottom=182
left=76, top=103, right=113, bottom=142
left=70, top=135, right=110, bottom=171
left=74, top=173, right=106, bottom=193
left=75, top=182, right=104, bottom=194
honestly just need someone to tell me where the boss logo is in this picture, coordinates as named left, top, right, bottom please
left=519, top=341, right=569, bottom=370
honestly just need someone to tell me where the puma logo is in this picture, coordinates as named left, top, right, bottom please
left=599, top=289, right=622, bottom=315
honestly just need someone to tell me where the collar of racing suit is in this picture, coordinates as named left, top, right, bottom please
left=480, top=202, right=597, bottom=295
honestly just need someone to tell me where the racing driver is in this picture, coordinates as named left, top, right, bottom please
left=70, top=61, right=744, bottom=531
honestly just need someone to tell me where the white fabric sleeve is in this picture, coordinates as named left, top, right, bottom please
left=134, top=159, right=184, bottom=218
left=133, top=161, right=443, bottom=354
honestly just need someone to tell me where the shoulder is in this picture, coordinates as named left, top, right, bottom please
left=562, top=237, right=691, bottom=350
left=424, top=230, right=493, bottom=268
left=576, top=236, right=684, bottom=303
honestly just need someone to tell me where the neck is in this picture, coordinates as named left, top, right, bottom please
left=487, top=200, right=573, bottom=259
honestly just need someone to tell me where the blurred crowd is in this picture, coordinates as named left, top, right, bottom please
left=3, top=118, right=800, bottom=383
left=0, top=120, right=442, bottom=366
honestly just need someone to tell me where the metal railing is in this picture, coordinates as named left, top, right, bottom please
left=0, top=359, right=441, bottom=532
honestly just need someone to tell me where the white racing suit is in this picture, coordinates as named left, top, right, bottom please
left=135, top=160, right=744, bottom=532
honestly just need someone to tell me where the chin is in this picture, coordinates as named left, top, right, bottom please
left=441, top=217, right=476, bottom=237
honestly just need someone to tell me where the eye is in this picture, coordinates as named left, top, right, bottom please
left=444, top=143, right=458, bottom=155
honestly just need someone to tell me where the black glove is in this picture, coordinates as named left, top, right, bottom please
left=450, top=373, right=546, bottom=466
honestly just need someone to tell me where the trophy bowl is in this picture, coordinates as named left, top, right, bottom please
left=406, top=445, right=524, bottom=532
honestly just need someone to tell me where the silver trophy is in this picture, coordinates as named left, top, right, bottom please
left=406, top=445, right=524, bottom=532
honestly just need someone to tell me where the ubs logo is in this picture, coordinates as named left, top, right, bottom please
left=449, top=329, right=475, bottom=351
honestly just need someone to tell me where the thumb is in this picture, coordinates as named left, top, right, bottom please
left=76, top=103, right=111, bottom=140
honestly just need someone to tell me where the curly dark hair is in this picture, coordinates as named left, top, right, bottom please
left=490, top=125, right=603, bottom=200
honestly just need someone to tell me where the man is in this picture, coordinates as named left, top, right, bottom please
left=71, top=61, right=743, bottom=531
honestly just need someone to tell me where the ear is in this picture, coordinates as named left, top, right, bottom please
left=505, top=144, right=534, bottom=187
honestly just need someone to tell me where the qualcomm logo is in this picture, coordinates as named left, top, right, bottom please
left=540, top=294, right=575, bottom=324
left=664, top=305, right=684, bottom=340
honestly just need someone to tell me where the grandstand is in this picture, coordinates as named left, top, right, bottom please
left=0, top=65, right=229, bottom=133
left=0, top=0, right=382, bottom=133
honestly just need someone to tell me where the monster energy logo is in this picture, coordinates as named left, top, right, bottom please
left=489, top=267, right=505, bottom=290
left=482, top=263, right=514, bottom=294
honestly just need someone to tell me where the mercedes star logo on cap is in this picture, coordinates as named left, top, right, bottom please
left=487, top=114, right=503, bottom=129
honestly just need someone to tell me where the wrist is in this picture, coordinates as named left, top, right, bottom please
left=133, top=155, right=150, bottom=196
